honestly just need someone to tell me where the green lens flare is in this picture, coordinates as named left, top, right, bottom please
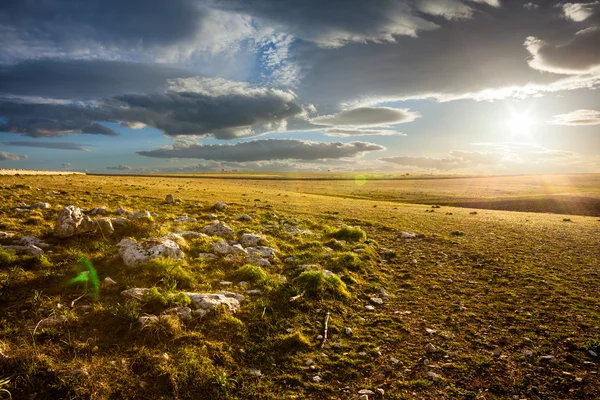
left=68, top=255, right=100, bottom=300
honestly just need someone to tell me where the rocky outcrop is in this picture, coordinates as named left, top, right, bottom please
left=117, top=237, right=185, bottom=268
left=53, top=206, right=97, bottom=238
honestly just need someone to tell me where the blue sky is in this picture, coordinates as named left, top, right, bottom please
left=0, top=0, right=599, bottom=173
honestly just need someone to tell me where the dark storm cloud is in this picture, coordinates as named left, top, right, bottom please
left=0, top=78, right=305, bottom=139
left=0, top=0, right=204, bottom=54
left=0, top=59, right=193, bottom=98
left=311, top=107, right=419, bottom=127
left=137, top=139, right=386, bottom=162
left=2, top=141, right=92, bottom=151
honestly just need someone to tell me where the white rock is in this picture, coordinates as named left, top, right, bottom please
left=236, top=214, right=252, bottom=221
left=246, top=246, right=276, bottom=260
left=345, top=327, right=353, bottom=336
left=128, top=211, right=151, bottom=219
left=118, top=237, right=184, bottom=268
left=184, top=292, right=242, bottom=313
left=162, top=307, right=193, bottom=322
left=104, top=277, right=117, bottom=286
left=176, top=231, right=207, bottom=239
left=248, top=369, right=262, bottom=377
left=370, top=297, right=384, bottom=305
left=19, top=236, right=50, bottom=248
left=214, top=202, right=228, bottom=211
left=2, top=244, right=45, bottom=255
left=95, top=217, right=114, bottom=235
left=30, top=202, right=51, bottom=209
left=54, top=206, right=96, bottom=238
left=376, top=388, right=385, bottom=396
left=358, top=389, right=375, bottom=395
left=201, top=221, right=234, bottom=236
left=121, top=288, right=152, bottom=299
left=427, top=371, right=441, bottom=381
left=399, top=232, right=417, bottom=239
left=213, top=241, right=247, bottom=256
left=220, top=281, right=233, bottom=286
left=246, top=289, right=262, bottom=295
left=312, top=375, right=322, bottom=383
left=0, top=232, right=15, bottom=239
left=174, top=216, right=197, bottom=223
left=365, top=305, right=376, bottom=311
left=240, top=233, right=263, bottom=248
left=205, top=214, right=218, bottom=220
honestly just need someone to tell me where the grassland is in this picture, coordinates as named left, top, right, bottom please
left=1, top=173, right=599, bottom=399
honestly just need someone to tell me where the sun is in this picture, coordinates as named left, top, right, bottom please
left=507, top=112, right=536, bottom=137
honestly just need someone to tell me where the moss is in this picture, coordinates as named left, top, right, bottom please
left=274, top=331, right=311, bottom=353
left=142, top=287, right=191, bottom=309
left=293, top=270, right=349, bottom=299
left=233, top=264, right=268, bottom=283
left=329, top=226, right=367, bottom=242
left=0, top=248, right=17, bottom=266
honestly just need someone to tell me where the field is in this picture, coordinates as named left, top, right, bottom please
left=1, top=173, right=599, bottom=399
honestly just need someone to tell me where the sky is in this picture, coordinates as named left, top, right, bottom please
left=0, top=0, right=599, bottom=174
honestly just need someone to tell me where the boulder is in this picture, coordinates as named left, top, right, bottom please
left=184, top=292, right=242, bottom=313
left=54, top=206, right=97, bottom=238
left=90, top=207, right=108, bottom=215
left=95, top=218, right=114, bottom=236
left=214, top=202, right=228, bottom=211
left=213, top=240, right=247, bottom=256
left=240, top=233, right=263, bottom=248
left=246, top=246, right=276, bottom=260
left=165, top=194, right=175, bottom=204
left=117, top=237, right=184, bottom=268
left=201, top=221, right=234, bottom=236
left=19, top=236, right=50, bottom=248
left=236, top=214, right=252, bottom=221
left=115, top=207, right=127, bottom=215
left=30, top=202, right=51, bottom=209
left=111, top=217, right=128, bottom=227
left=128, top=211, right=152, bottom=219
left=1, top=244, right=44, bottom=255
left=175, top=231, right=207, bottom=239
left=121, top=287, right=152, bottom=299
left=244, top=256, right=271, bottom=267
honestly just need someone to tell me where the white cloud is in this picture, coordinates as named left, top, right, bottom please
left=324, top=128, right=405, bottom=137
left=549, top=109, right=600, bottom=125
left=0, top=151, right=26, bottom=161
left=561, top=2, right=599, bottom=22
left=311, top=107, right=420, bottom=127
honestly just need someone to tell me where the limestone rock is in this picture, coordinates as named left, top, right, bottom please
left=174, top=216, right=197, bottom=223
left=117, top=237, right=184, bottom=268
left=95, top=218, right=114, bottom=236
left=54, top=206, right=96, bottom=238
left=201, top=221, right=234, bottom=236
left=1, top=244, right=44, bottom=255
left=115, top=207, right=127, bottom=215
left=128, top=211, right=151, bottom=219
left=19, top=236, right=50, bottom=248
left=214, top=202, right=228, bottom=211
left=90, top=207, right=108, bottom=215
left=236, top=214, right=252, bottom=221
left=165, top=194, right=175, bottom=203
left=184, top=292, right=242, bottom=313
left=121, top=288, right=152, bottom=299
left=240, top=233, right=263, bottom=248
left=175, top=231, right=207, bottom=239
left=111, top=217, right=128, bottom=227
left=30, top=202, right=51, bottom=209
left=246, top=246, right=276, bottom=260
left=213, top=241, right=247, bottom=256
left=162, top=307, right=193, bottom=322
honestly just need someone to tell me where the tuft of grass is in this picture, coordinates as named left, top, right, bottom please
left=113, top=299, right=141, bottom=323
left=142, top=287, right=191, bottom=309
left=274, top=331, right=311, bottom=353
left=293, top=270, right=349, bottom=299
left=232, top=264, right=268, bottom=283
left=327, top=252, right=367, bottom=272
left=141, top=314, right=183, bottom=342
left=329, top=226, right=367, bottom=242
left=451, top=230, right=465, bottom=236
left=0, top=249, right=16, bottom=266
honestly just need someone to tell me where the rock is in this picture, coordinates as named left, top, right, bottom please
left=128, top=211, right=151, bottom=219
left=427, top=371, right=441, bottom=381
left=2, top=244, right=44, bottom=255
left=0, top=232, right=15, bottom=239
left=30, top=202, right=51, bottom=209
left=138, top=315, right=159, bottom=326
left=197, top=253, right=218, bottom=260
left=70, top=368, right=90, bottom=379
left=312, top=375, right=322, bottom=383
left=201, top=221, right=234, bottom=236
left=246, top=289, right=262, bottom=295
left=284, top=225, right=313, bottom=236
left=425, top=343, right=436, bottom=353
left=19, top=236, right=50, bottom=248
left=213, top=241, right=247, bottom=256
left=359, top=389, right=375, bottom=395
left=370, top=297, right=384, bottom=305
left=115, top=207, right=127, bottom=215
left=219, top=291, right=245, bottom=302
left=220, top=281, right=233, bottom=286
left=165, top=194, right=175, bottom=203
left=240, top=233, right=263, bottom=248
left=205, top=214, right=218, bottom=220
left=425, top=328, right=436, bottom=335
left=365, top=305, right=375, bottom=311
left=246, top=246, right=276, bottom=260
left=589, top=350, right=598, bottom=357
left=95, top=217, right=114, bottom=236
left=539, top=355, right=557, bottom=363
left=111, top=217, right=128, bottom=227
left=283, top=256, right=295, bottom=264
left=36, top=315, right=71, bottom=329
left=214, top=202, right=228, bottom=211
left=345, top=327, right=353, bottom=336
left=117, top=237, right=184, bottom=268
left=248, top=369, right=262, bottom=377
left=398, top=232, right=416, bottom=239
left=90, top=207, right=107, bottom=215
left=244, top=256, right=271, bottom=267
left=175, top=231, right=207, bottom=239
left=162, top=307, right=193, bottom=322
left=358, top=396, right=368, bottom=400
left=184, top=292, right=242, bottom=313
left=121, top=288, right=152, bottom=299
left=376, top=388, right=385, bottom=395
left=104, top=277, right=117, bottom=286
left=236, top=214, right=252, bottom=221
left=522, top=349, right=533, bottom=356
left=54, top=206, right=96, bottom=238
left=163, top=233, right=186, bottom=242
left=305, top=359, right=314, bottom=366
left=174, top=216, right=197, bottom=223
left=390, top=357, right=399, bottom=364
left=379, top=288, right=391, bottom=300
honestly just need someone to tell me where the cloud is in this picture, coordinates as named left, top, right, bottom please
left=1, top=141, right=92, bottom=151
left=62, top=163, right=72, bottom=167
left=0, top=76, right=305, bottom=139
left=311, top=107, right=420, bottom=127
left=324, top=128, right=405, bottom=137
left=380, top=155, right=469, bottom=170
left=561, top=2, right=600, bottom=22
left=137, top=138, right=385, bottom=162
left=0, top=151, right=25, bottom=161
left=107, top=164, right=132, bottom=170
left=548, top=109, right=600, bottom=125
left=525, top=27, right=600, bottom=74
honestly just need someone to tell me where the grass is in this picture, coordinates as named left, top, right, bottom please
left=0, top=173, right=599, bottom=399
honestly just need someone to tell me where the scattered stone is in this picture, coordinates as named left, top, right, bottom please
left=359, top=389, right=375, bottom=395
left=589, top=350, right=598, bottom=357
left=205, top=214, right=218, bottom=220
left=358, top=395, right=368, bottom=400
left=398, top=232, right=417, bottom=239
left=445, top=278, right=453, bottom=284
left=284, top=225, right=312, bottom=236
left=522, top=349, right=533, bottom=356
left=305, top=359, right=314, bottom=366
left=539, top=355, right=557, bottom=363
left=390, top=357, right=399, bottom=364
left=138, top=315, right=159, bottom=327
left=379, top=288, right=391, bottom=300
left=427, top=371, right=441, bottom=381
left=213, top=241, right=247, bottom=256
left=184, top=292, right=242, bottom=313
left=575, top=377, right=584, bottom=383
left=2, top=244, right=44, bottom=255
left=201, top=221, right=234, bottom=236
left=425, top=328, right=436, bottom=335
left=30, top=202, right=51, bottom=209
left=240, top=233, right=264, bottom=248
left=117, top=237, right=184, bottom=268
left=283, top=257, right=295, bottom=264
left=121, top=288, right=152, bottom=299
left=425, top=343, right=437, bottom=353
left=345, top=327, right=353, bottom=336
left=36, top=315, right=71, bottom=330
left=128, top=211, right=152, bottom=219
left=376, top=388, right=385, bottom=396
left=248, top=369, right=262, bottom=377
left=0, top=232, right=15, bottom=239
left=245, top=256, right=271, bottom=267
left=236, top=214, right=252, bottom=221
left=111, top=217, right=128, bottom=227
left=90, top=207, right=108, bottom=215
left=246, top=289, right=262, bottom=295
left=17, top=236, right=49, bottom=249
left=246, top=246, right=276, bottom=260
left=174, top=216, right=197, bottom=223
left=70, top=368, right=90, bottom=379
left=175, top=231, right=207, bottom=239
left=54, top=206, right=97, bottom=238
left=165, top=194, right=175, bottom=203
left=104, top=277, right=117, bottom=286
left=220, top=281, right=233, bottom=286
left=312, top=375, right=322, bottom=383
left=115, top=207, right=127, bottom=215
left=95, top=217, right=115, bottom=236
left=214, top=202, right=228, bottom=211
left=365, top=305, right=375, bottom=311
left=370, top=297, right=384, bottom=305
